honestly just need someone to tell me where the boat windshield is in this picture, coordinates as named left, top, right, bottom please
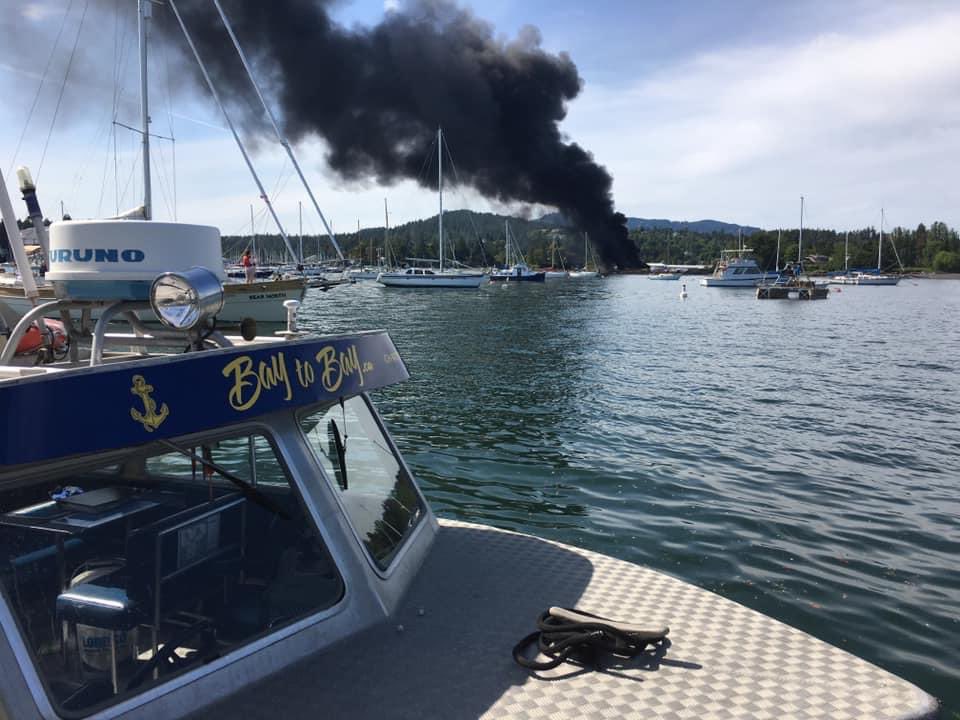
left=300, top=395, right=423, bottom=571
left=0, top=433, right=343, bottom=717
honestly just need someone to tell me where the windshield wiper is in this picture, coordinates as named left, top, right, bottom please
left=328, top=419, right=348, bottom=490
left=159, top=439, right=290, bottom=520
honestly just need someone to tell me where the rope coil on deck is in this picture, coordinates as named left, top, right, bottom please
left=513, top=606, right=669, bottom=671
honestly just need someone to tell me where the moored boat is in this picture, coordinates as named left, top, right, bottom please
left=376, top=266, right=487, bottom=288
left=377, top=129, right=487, bottom=289
left=489, top=221, right=545, bottom=283
left=0, top=254, right=307, bottom=325
left=829, top=212, right=901, bottom=286
left=700, top=249, right=776, bottom=287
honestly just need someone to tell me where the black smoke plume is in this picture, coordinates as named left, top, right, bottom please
left=155, top=0, right=640, bottom=268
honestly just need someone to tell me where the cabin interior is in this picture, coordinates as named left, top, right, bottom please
left=0, top=395, right=423, bottom=717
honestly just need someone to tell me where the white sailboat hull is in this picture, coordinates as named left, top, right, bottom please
left=829, top=273, right=900, bottom=286
left=700, top=273, right=774, bottom=287
left=377, top=272, right=487, bottom=288
left=568, top=271, right=599, bottom=279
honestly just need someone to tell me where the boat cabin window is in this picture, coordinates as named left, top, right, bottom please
left=0, top=433, right=343, bottom=717
left=300, top=396, right=423, bottom=571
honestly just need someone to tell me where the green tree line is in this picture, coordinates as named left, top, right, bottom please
left=632, top=221, right=960, bottom=272
left=221, top=213, right=960, bottom=273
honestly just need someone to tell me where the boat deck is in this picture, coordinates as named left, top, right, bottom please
left=197, top=520, right=936, bottom=720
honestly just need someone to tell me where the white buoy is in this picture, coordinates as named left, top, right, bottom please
left=680, top=283, right=688, bottom=300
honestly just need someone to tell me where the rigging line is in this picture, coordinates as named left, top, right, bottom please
left=440, top=135, right=487, bottom=265
left=416, top=133, right=436, bottom=187
left=96, top=120, right=113, bottom=217
left=6, top=0, right=76, bottom=181
left=117, top=137, right=141, bottom=211
left=158, top=13, right=177, bottom=218
left=36, top=0, right=91, bottom=184
left=71, top=103, right=113, bottom=213
left=152, top=143, right=174, bottom=219
left=112, top=0, right=134, bottom=214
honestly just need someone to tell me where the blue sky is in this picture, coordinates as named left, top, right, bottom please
left=1, top=0, right=958, bottom=238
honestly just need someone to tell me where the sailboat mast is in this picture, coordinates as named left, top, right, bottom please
left=384, top=198, right=389, bottom=267
left=138, top=0, right=152, bottom=220
left=298, top=201, right=303, bottom=264
left=438, top=127, right=444, bottom=273
left=504, top=220, right=509, bottom=265
left=776, top=229, right=781, bottom=272
left=798, top=195, right=804, bottom=263
left=845, top=231, right=849, bottom=273
left=250, top=204, right=256, bottom=262
left=878, top=208, right=884, bottom=272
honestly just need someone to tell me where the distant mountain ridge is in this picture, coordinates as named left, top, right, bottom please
left=537, top=212, right=759, bottom=236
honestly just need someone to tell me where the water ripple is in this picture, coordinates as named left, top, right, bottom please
left=299, top=277, right=960, bottom=714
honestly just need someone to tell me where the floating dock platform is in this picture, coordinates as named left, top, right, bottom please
left=757, top=283, right=830, bottom=300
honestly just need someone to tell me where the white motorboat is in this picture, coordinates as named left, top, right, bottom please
left=700, top=249, right=776, bottom=287
left=648, top=272, right=682, bottom=280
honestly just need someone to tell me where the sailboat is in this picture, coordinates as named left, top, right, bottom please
left=346, top=200, right=394, bottom=280
left=569, top=233, right=600, bottom=278
left=541, top=237, right=569, bottom=279
left=756, top=196, right=829, bottom=299
left=829, top=210, right=901, bottom=286
left=377, top=129, right=487, bottom=288
left=489, top=221, right=545, bottom=282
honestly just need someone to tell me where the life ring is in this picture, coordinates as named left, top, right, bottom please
left=16, top=319, right=67, bottom=356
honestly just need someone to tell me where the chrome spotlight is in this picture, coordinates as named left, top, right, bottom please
left=149, top=267, right=224, bottom=330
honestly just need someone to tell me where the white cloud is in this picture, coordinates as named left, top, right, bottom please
left=384, top=0, right=400, bottom=14
left=564, top=9, right=960, bottom=230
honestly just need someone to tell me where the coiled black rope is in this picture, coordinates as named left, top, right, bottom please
left=513, top=607, right=669, bottom=671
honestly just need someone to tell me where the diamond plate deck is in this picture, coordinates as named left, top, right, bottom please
left=197, top=520, right=938, bottom=720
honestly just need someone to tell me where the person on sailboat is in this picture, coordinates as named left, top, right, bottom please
left=242, top=248, right=256, bottom=283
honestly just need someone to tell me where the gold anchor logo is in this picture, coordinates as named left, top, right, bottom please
left=130, top=374, right=169, bottom=432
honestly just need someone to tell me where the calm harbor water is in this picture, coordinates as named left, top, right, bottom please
left=300, top=276, right=959, bottom=716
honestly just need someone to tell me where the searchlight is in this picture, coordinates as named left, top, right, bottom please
left=150, top=267, right=224, bottom=330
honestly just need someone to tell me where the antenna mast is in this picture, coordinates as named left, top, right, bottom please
left=438, top=127, right=444, bottom=273
left=138, top=0, right=152, bottom=219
